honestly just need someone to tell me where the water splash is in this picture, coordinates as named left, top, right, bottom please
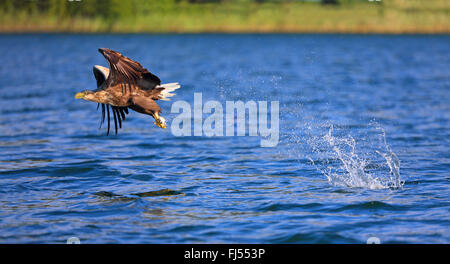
left=308, top=124, right=403, bottom=190
left=374, top=125, right=402, bottom=189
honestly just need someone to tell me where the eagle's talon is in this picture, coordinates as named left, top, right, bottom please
left=154, top=120, right=166, bottom=129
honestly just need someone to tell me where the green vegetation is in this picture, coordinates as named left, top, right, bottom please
left=0, top=0, right=448, bottom=33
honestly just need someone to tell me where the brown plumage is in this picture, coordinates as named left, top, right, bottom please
left=75, top=48, right=180, bottom=135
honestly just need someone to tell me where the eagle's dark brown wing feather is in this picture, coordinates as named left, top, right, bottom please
left=100, top=48, right=161, bottom=94
left=98, top=105, right=129, bottom=135
left=112, top=108, right=118, bottom=135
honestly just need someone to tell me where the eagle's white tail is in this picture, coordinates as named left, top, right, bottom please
left=157, top=82, right=181, bottom=101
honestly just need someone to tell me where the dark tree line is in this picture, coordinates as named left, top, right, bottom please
left=1, top=0, right=143, bottom=18
left=0, top=0, right=345, bottom=18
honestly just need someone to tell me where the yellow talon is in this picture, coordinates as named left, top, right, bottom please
left=153, top=113, right=167, bottom=129
left=154, top=121, right=166, bottom=129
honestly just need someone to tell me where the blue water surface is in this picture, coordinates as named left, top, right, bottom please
left=0, top=34, right=448, bottom=243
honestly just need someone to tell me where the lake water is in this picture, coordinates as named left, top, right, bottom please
left=0, top=34, right=448, bottom=243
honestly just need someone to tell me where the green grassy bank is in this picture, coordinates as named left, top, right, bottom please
left=0, top=0, right=448, bottom=34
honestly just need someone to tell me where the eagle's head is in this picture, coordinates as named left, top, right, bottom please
left=75, top=90, right=95, bottom=100
left=75, top=90, right=109, bottom=104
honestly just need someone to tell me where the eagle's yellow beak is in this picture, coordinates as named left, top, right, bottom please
left=75, top=92, right=85, bottom=99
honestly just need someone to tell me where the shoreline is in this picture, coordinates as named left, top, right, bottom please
left=1, top=28, right=448, bottom=35
left=1, top=31, right=449, bottom=34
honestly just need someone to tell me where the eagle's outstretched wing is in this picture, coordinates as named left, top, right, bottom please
left=98, top=48, right=161, bottom=93
left=93, top=64, right=130, bottom=136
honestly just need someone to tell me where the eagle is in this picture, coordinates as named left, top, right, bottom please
left=75, top=48, right=180, bottom=135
